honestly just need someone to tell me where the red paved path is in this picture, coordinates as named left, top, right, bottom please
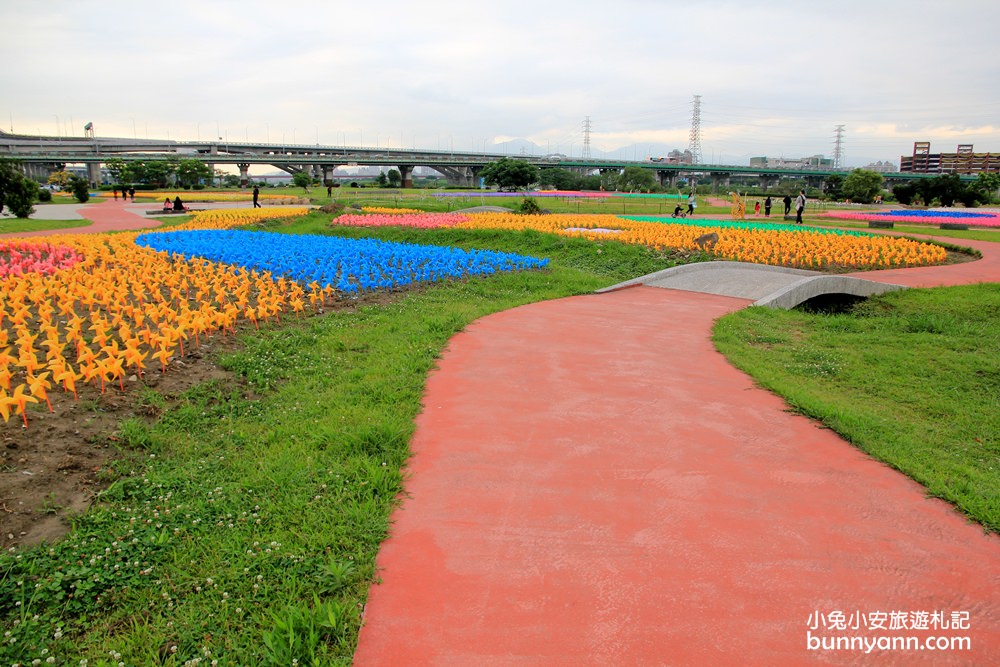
left=0, top=199, right=162, bottom=240
left=354, top=239, right=1000, bottom=665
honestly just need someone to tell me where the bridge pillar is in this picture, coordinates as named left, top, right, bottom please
left=87, top=163, right=101, bottom=187
left=435, top=165, right=478, bottom=187
left=758, top=174, right=776, bottom=191
left=238, top=163, right=250, bottom=187
left=469, top=165, right=484, bottom=188
left=711, top=172, right=730, bottom=189
left=657, top=170, right=675, bottom=188
left=23, top=162, right=62, bottom=183
left=398, top=165, right=414, bottom=188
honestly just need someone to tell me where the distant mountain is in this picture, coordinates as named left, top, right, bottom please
left=491, top=138, right=547, bottom=156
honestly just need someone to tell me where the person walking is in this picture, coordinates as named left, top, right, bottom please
left=783, top=194, right=792, bottom=217
left=687, top=192, right=697, bottom=216
left=794, top=190, right=806, bottom=224
left=252, top=185, right=261, bottom=208
left=754, top=201, right=761, bottom=216
left=113, top=187, right=118, bottom=201
left=128, top=187, right=135, bottom=202
left=764, top=196, right=772, bottom=217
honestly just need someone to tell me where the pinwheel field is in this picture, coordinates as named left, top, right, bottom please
left=0, top=198, right=993, bottom=666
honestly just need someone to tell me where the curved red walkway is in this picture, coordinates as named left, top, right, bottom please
left=1, top=199, right=162, bottom=240
left=354, top=239, right=1000, bottom=665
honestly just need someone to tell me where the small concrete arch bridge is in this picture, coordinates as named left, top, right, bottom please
left=599, top=262, right=908, bottom=310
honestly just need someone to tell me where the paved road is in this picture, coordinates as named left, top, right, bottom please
left=353, top=238, right=1000, bottom=665
left=0, top=199, right=294, bottom=240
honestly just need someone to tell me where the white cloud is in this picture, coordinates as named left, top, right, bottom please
left=2, top=0, right=998, bottom=166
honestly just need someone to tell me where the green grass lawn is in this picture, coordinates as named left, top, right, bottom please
left=1, top=209, right=996, bottom=665
left=0, top=216, right=93, bottom=234
left=0, top=222, right=696, bottom=666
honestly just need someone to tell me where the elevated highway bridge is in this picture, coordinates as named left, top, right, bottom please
left=0, top=129, right=963, bottom=189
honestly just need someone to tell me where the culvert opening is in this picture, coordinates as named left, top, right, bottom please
left=795, top=292, right=869, bottom=314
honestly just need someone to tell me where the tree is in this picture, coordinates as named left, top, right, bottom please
left=619, top=166, right=656, bottom=192
left=104, top=157, right=132, bottom=186
left=374, top=172, right=388, bottom=188
left=926, top=173, right=974, bottom=207
left=68, top=175, right=90, bottom=203
left=0, top=159, right=18, bottom=213
left=841, top=169, right=883, bottom=204
left=386, top=169, right=402, bottom=188
left=142, top=159, right=177, bottom=188
left=480, top=157, right=538, bottom=192
left=890, top=182, right=916, bottom=205
left=0, top=159, right=37, bottom=218
left=538, top=167, right=583, bottom=190
left=47, top=170, right=72, bottom=190
left=600, top=171, right=619, bottom=191
left=176, top=159, right=213, bottom=188
left=823, top=174, right=845, bottom=200
left=292, top=171, right=313, bottom=191
left=973, top=172, right=1000, bottom=204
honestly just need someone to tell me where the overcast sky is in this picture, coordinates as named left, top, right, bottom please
left=3, top=0, right=998, bottom=167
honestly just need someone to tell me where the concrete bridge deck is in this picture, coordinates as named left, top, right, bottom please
left=599, top=261, right=909, bottom=309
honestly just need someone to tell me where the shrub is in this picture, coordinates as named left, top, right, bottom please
left=5, top=176, right=37, bottom=217
left=69, top=175, right=90, bottom=203
left=515, top=196, right=543, bottom=215
left=319, top=202, right=346, bottom=215
left=37, top=188, right=53, bottom=202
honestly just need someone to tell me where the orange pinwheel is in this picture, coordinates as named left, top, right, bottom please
left=17, top=348, right=42, bottom=376
left=103, top=355, right=126, bottom=391
left=9, top=384, right=39, bottom=427
left=123, top=340, right=147, bottom=379
left=245, top=306, right=259, bottom=329
left=89, top=320, right=110, bottom=348
left=0, top=389, right=17, bottom=423
left=27, top=371, right=53, bottom=412
left=51, top=363, right=81, bottom=400
left=81, top=360, right=104, bottom=391
left=154, top=346, right=172, bottom=373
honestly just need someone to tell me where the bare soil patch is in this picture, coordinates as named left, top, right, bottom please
left=0, top=291, right=403, bottom=551
left=0, top=334, right=242, bottom=549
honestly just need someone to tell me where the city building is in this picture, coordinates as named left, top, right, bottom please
left=899, top=142, right=998, bottom=174
left=749, top=154, right=833, bottom=170
left=862, top=160, right=897, bottom=174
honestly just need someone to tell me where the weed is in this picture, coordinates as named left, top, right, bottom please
left=117, top=417, right=155, bottom=450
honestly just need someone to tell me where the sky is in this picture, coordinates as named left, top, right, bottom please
left=3, top=0, right=999, bottom=169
